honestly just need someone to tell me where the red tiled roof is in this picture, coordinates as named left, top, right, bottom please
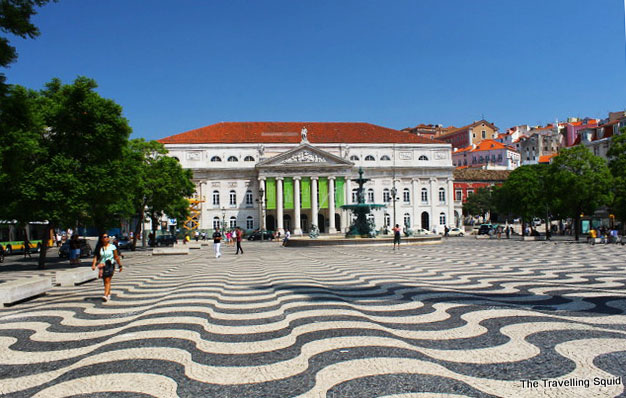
left=538, top=154, right=557, bottom=163
left=158, top=122, right=442, bottom=145
left=438, top=119, right=498, bottom=138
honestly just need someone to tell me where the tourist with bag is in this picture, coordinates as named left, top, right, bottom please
left=91, top=233, right=123, bottom=302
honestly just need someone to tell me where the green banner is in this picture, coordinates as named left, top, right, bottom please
left=266, top=178, right=276, bottom=210
left=335, top=177, right=345, bottom=207
left=301, top=177, right=311, bottom=209
left=319, top=177, right=328, bottom=209
left=284, top=177, right=294, bottom=209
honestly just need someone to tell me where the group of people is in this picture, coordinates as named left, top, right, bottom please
left=588, top=227, right=622, bottom=244
left=210, top=226, right=244, bottom=258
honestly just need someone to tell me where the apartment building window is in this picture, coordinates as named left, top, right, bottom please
left=403, top=188, right=410, bottom=203
left=455, top=190, right=462, bottom=201
left=367, top=188, right=374, bottom=203
left=439, top=213, right=446, bottom=225
left=245, top=190, right=253, bottom=206
left=383, top=188, right=391, bottom=203
left=213, top=217, right=220, bottom=229
left=212, top=190, right=220, bottom=206
left=229, top=216, right=237, bottom=228
left=438, top=188, right=446, bottom=203
left=467, top=189, right=474, bottom=197
left=421, top=188, right=428, bottom=203
left=229, top=190, right=237, bottom=206
left=246, top=216, right=254, bottom=229
left=482, top=130, right=486, bottom=139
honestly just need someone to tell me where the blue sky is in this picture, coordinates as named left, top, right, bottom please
left=4, top=0, right=625, bottom=140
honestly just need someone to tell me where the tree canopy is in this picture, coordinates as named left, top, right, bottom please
left=607, top=128, right=626, bottom=225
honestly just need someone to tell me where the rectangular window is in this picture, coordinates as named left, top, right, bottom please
left=481, top=130, right=486, bottom=139
left=467, top=189, right=474, bottom=197
left=246, top=218, right=254, bottom=229
left=455, top=190, right=462, bottom=201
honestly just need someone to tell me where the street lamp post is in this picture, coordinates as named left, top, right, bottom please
left=221, top=207, right=226, bottom=231
left=390, top=186, right=397, bottom=228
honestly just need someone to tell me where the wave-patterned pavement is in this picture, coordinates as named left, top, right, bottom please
left=0, top=239, right=625, bottom=397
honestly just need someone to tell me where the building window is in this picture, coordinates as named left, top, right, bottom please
left=380, top=155, right=391, bottom=161
left=245, top=190, right=253, bottom=206
left=421, top=188, right=428, bottom=203
left=438, top=188, right=446, bottom=203
left=227, top=156, right=238, bottom=162
left=367, top=188, right=375, bottom=203
left=211, top=156, right=222, bottom=162
left=213, top=217, right=220, bottom=229
left=383, top=188, right=391, bottom=203
left=439, top=212, right=446, bottom=225
left=367, top=213, right=375, bottom=224
left=246, top=216, right=254, bottom=229
left=352, top=189, right=358, bottom=203
left=229, top=190, right=237, bottom=206
left=229, top=216, right=237, bottom=228
left=213, top=190, right=220, bottom=206
left=418, top=155, right=428, bottom=161
left=365, top=155, right=375, bottom=161
left=384, top=213, right=390, bottom=227
left=467, top=189, right=474, bottom=197
left=403, top=188, right=410, bottom=203
left=244, top=156, right=255, bottom=161
left=455, top=190, right=462, bottom=201
left=350, top=155, right=360, bottom=161
left=482, top=130, right=486, bottom=139
left=404, top=213, right=411, bottom=227
left=498, top=154, right=502, bottom=161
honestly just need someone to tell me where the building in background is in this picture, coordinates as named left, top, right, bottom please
left=436, top=120, right=499, bottom=150
left=452, top=139, right=520, bottom=170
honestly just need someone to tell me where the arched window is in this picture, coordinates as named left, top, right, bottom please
left=365, top=155, right=375, bottom=161
left=211, top=156, right=222, bottom=162
left=244, top=155, right=255, bottom=161
left=380, top=155, right=391, bottom=161
left=384, top=213, right=391, bottom=227
left=367, top=188, right=374, bottom=203
left=229, top=190, right=237, bottom=206
left=404, top=213, right=411, bottom=227
left=213, top=217, right=220, bottom=229
left=438, top=188, right=446, bottom=203
left=439, top=212, right=446, bottom=225
left=383, top=188, right=391, bottom=203
left=352, top=189, right=359, bottom=203
left=227, top=156, right=238, bottom=162
left=421, top=188, right=428, bottom=203
left=418, top=155, right=429, bottom=161
left=245, top=190, right=253, bottom=206
left=212, top=190, right=220, bottom=206
left=403, top=188, right=410, bottom=203
left=230, top=216, right=237, bottom=228
left=246, top=216, right=254, bottom=229
left=350, top=155, right=360, bottom=161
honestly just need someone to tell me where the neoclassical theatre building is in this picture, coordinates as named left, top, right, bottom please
left=158, top=122, right=457, bottom=235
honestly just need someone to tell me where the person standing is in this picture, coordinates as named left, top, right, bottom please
left=235, top=227, right=244, bottom=255
left=23, top=236, right=32, bottom=258
left=91, top=233, right=123, bottom=302
left=282, top=230, right=291, bottom=247
left=212, top=227, right=222, bottom=258
left=69, top=234, right=81, bottom=264
left=392, top=224, right=401, bottom=250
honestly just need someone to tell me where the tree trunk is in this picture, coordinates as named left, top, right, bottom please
left=573, top=215, right=580, bottom=241
left=521, top=219, right=526, bottom=237
left=37, top=224, right=54, bottom=269
left=131, top=211, right=143, bottom=251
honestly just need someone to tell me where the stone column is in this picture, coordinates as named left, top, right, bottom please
left=276, top=177, right=284, bottom=234
left=258, top=178, right=266, bottom=231
left=293, top=177, right=302, bottom=235
left=342, top=176, right=351, bottom=232
left=447, top=178, right=455, bottom=228
left=430, top=178, right=437, bottom=233
left=311, top=177, right=319, bottom=231
left=412, top=179, right=419, bottom=229
left=328, top=177, right=336, bottom=233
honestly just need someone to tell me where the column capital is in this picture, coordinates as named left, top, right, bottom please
left=293, top=176, right=302, bottom=181
left=328, top=176, right=336, bottom=181
left=311, top=176, right=319, bottom=181
left=276, top=177, right=284, bottom=181
left=258, top=177, right=266, bottom=182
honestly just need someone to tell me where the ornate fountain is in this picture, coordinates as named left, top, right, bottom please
left=341, top=167, right=386, bottom=237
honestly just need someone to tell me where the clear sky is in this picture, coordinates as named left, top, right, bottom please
left=4, top=0, right=626, bottom=140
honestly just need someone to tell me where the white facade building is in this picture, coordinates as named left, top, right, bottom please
left=159, top=122, right=456, bottom=235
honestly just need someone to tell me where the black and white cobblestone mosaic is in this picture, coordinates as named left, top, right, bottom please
left=0, top=239, right=625, bottom=397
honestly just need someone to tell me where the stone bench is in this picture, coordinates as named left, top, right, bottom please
left=0, top=277, right=53, bottom=306
left=56, top=267, right=99, bottom=287
left=152, top=247, right=189, bottom=255
left=174, top=243, right=202, bottom=249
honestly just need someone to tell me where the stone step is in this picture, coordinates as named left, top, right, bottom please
left=55, top=267, right=99, bottom=287
left=152, top=247, right=190, bottom=255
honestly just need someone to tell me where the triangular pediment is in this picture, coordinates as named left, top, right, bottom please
left=256, top=144, right=353, bottom=168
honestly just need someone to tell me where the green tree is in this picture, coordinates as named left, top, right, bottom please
left=462, top=186, right=495, bottom=222
left=1, top=77, right=132, bottom=267
left=549, top=145, right=612, bottom=240
left=0, top=0, right=55, bottom=93
left=607, top=128, right=626, bottom=231
left=121, top=139, right=195, bottom=248
left=494, top=165, right=548, bottom=236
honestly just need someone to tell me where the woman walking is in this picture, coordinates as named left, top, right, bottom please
left=69, top=234, right=80, bottom=264
left=91, top=233, right=123, bottom=302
